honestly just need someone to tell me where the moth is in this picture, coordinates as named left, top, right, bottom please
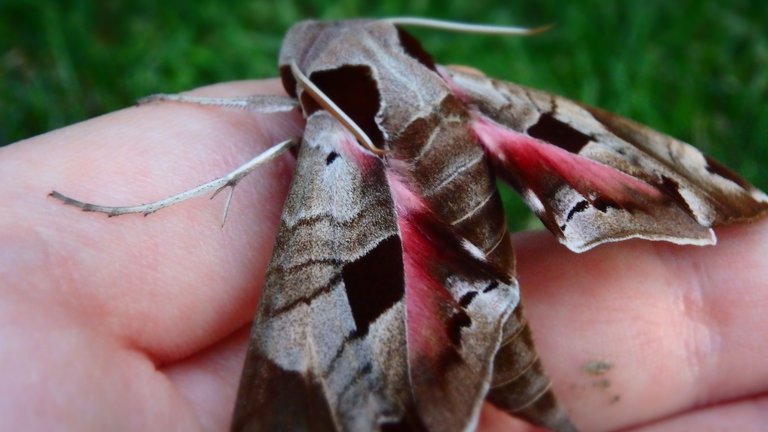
left=51, top=18, right=768, bottom=432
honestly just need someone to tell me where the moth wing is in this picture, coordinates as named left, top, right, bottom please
left=384, top=107, right=572, bottom=430
left=583, top=103, right=768, bottom=220
left=391, top=199, right=522, bottom=432
left=231, top=112, right=416, bottom=431
left=443, top=66, right=768, bottom=252
left=231, top=108, right=538, bottom=432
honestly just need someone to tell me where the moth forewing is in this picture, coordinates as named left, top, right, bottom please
left=232, top=111, right=414, bottom=431
left=441, top=66, right=767, bottom=251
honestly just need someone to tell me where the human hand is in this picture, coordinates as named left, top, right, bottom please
left=1, top=79, right=765, bottom=431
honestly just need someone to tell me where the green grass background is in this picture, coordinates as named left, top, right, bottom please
left=1, top=0, right=765, bottom=229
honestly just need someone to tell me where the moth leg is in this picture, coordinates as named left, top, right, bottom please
left=50, top=138, right=297, bottom=223
left=137, top=93, right=298, bottom=113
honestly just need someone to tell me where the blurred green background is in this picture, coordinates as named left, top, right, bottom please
left=1, top=0, right=765, bottom=229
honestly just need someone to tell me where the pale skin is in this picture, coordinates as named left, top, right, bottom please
left=1, top=79, right=766, bottom=432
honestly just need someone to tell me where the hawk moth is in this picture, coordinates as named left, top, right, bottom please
left=50, top=18, right=768, bottom=432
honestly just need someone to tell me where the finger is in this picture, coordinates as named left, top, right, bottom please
left=163, top=326, right=252, bottom=432
left=0, top=79, right=302, bottom=362
left=0, top=291, right=205, bottom=431
left=510, top=217, right=768, bottom=431
left=629, top=394, right=768, bottom=432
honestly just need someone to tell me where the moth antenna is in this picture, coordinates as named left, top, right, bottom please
left=384, top=17, right=553, bottom=36
left=290, top=61, right=385, bottom=156
left=137, top=93, right=298, bottom=113
left=49, top=138, right=297, bottom=217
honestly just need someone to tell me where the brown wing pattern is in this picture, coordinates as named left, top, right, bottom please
left=443, top=66, right=767, bottom=252
left=232, top=112, right=416, bottom=431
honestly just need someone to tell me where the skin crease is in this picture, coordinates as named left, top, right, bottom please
left=0, top=79, right=766, bottom=432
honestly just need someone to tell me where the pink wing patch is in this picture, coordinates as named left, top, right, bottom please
left=471, top=113, right=715, bottom=251
left=399, top=213, right=458, bottom=360
left=386, top=173, right=473, bottom=361
left=472, top=115, right=665, bottom=209
left=385, top=171, right=517, bottom=430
